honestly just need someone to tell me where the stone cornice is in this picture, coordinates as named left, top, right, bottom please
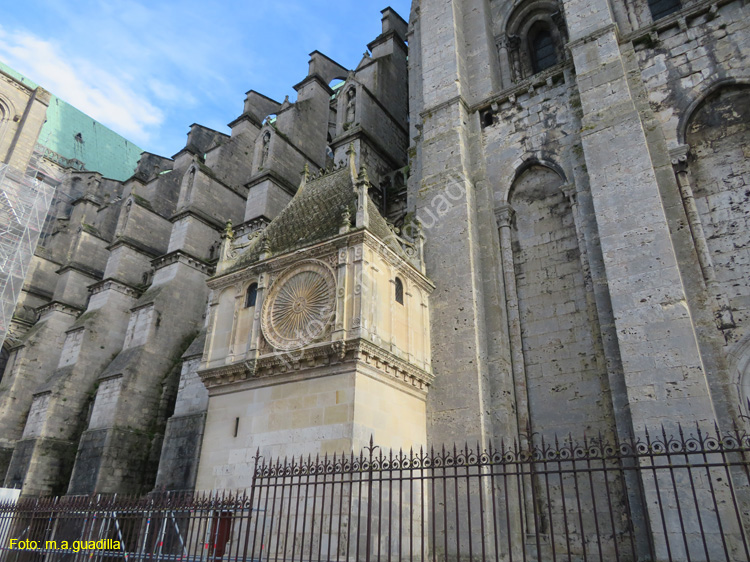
left=471, top=62, right=573, bottom=116
left=0, top=69, right=34, bottom=94
left=624, top=0, right=734, bottom=46
left=355, top=338, right=434, bottom=389
left=198, top=337, right=433, bottom=392
left=36, top=301, right=84, bottom=318
left=234, top=216, right=271, bottom=239
left=152, top=250, right=215, bottom=276
left=88, top=278, right=142, bottom=299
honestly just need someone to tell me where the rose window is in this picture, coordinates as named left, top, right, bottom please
left=261, top=261, right=336, bottom=350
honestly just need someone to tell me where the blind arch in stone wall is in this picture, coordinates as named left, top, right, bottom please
left=685, top=85, right=750, bottom=401
left=507, top=163, right=614, bottom=439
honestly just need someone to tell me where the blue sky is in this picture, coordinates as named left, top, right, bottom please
left=0, top=0, right=411, bottom=157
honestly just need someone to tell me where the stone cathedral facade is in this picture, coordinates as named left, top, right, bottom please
left=0, top=0, right=748, bottom=519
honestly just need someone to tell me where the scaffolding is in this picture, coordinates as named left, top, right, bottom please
left=0, top=163, right=55, bottom=349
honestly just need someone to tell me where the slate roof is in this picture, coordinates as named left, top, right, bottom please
left=231, top=165, right=404, bottom=271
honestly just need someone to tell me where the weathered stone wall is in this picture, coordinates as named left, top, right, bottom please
left=0, top=305, right=79, bottom=478
left=4, top=286, right=137, bottom=495
left=407, top=0, right=750, bottom=556
left=0, top=69, right=49, bottom=171
left=509, top=165, right=613, bottom=437
left=195, top=368, right=427, bottom=491
left=154, top=342, right=208, bottom=491
left=686, top=86, right=750, bottom=403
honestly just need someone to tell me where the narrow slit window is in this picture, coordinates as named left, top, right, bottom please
left=245, top=283, right=258, bottom=308
left=395, top=277, right=404, bottom=305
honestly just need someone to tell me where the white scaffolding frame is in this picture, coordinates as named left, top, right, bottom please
left=0, top=163, right=55, bottom=348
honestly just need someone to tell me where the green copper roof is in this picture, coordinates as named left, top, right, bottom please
left=0, top=61, right=143, bottom=181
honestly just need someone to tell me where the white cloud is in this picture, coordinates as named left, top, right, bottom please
left=147, top=78, right=197, bottom=106
left=0, top=25, right=165, bottom=145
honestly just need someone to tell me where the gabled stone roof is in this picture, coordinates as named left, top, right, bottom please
left=231, top=164, right=404, bottom=270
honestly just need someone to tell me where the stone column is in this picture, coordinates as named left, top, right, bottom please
left=333, top=246, right=349, bottom=341
left=493, top=204, right=530, bottom=438
left=247, top=271, right=268, bottom=356
left=494, top=204, right=536, bottom=555
left=227, top=287, right=242, bottom=361
left=506, top=36, right=522, bottom=83
left=351, top=245, right=366, bottom=340
left=405, top=282, right=414, bottom=362
left=497, top=38, right=513, bottom=89
left=670, top=146, right=735, bottom=330
left=203, top=294, right=220, bottom=365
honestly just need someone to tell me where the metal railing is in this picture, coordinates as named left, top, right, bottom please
left=0, top=424, right=748, bottom=561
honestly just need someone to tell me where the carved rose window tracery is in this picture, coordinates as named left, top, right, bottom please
left=261, top=261, right=336, bottom=350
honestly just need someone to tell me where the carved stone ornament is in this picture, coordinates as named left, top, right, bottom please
left=261, top=260, right=336, bottom=351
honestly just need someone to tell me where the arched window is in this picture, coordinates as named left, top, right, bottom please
left=648, top=0, right=680, bottom=21
left=394, top=277, right=404, bottom=305
left=245, top=283, right=258, bottom=308
left=529, top=24, right=557, bottom=73
left=504, top=1, right=568, bottom=82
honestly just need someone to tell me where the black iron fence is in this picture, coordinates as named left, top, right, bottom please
left=1, top=424, right=749, bottom=562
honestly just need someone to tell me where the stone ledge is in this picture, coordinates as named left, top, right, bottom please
left=625, top=0, right=737, bottom=46
left=36, top=301, right=84, bottom=318
left=152, top=250, right=215, bottom=276
left=88, top=278, right=142, bottom=299
left=198, top=337, right=433, bottom=392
